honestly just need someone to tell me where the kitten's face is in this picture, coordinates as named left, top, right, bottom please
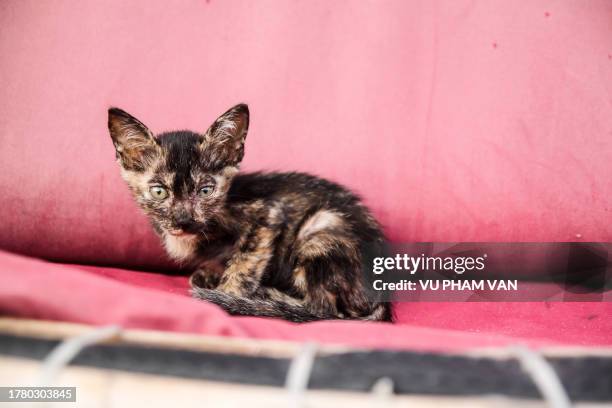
left=107, top=104, right=249, bottom=240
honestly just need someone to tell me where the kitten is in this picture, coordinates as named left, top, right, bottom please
left=107, top=104, right=392, bottom=322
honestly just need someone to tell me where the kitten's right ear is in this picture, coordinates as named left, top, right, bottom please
left=202, top=104, right=249, bottom=167
left=108, top=108, right=159, bottom=171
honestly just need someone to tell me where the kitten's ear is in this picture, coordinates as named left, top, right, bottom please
left=202, top=103, right=249, bottom=167
left=108, top=107, right=159, bottom=171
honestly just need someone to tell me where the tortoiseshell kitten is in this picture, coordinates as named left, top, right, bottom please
left=107, top=104, right=391, bottom=322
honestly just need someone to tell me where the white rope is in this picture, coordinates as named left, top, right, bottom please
left=511, top=346, right=572, bottom=408
left=35, top=325, right=122, bottom=386
left=285, top=342, right=318, bottom=408
left=370, top=376, right=394, bottom=406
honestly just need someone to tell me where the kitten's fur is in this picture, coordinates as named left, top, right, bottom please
left=107, top=104, right=391, bottom=322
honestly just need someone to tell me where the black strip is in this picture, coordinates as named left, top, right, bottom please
left=0, top=334, right=288, bottom=387
left=0, top=333, right=610, bottom=401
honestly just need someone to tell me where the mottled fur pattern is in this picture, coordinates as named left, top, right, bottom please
left=107, top=104, right=392, bottom=322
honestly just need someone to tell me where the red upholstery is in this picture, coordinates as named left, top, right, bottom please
left=1, top=1, right=611, bottom=269
left=1, top=251, right=610, bottom=350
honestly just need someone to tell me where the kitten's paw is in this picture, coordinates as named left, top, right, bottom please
left=216, top=283, right=244, bottom=297
left=189, top=269, right=220, bottom=289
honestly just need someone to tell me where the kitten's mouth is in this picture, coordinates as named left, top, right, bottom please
left=167, top=229, right=197, bottom=237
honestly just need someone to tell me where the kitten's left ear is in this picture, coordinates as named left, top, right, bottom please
left=108, top=107, right=159, bottom=171
left=202, top=103, right=249, bottom=166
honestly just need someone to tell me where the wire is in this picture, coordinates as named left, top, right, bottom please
left=35, top=325, right=122, bottom=386
left=285, top=342, right=318, bottom=408
left=511, top=346, right=572, bottom=408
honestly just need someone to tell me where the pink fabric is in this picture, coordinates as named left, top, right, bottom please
left=1, top=1, right=611, bottom=269
left=1, top=250, right=610, bottom=350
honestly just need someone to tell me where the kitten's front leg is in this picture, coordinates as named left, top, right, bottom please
left=189, top=268, right=221, bottom=290
left=216, top=227, right=275, bottom=297
left=189, top=259, right=226, bottom=290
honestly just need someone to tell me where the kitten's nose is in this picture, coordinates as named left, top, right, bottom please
left=173, top=211, right=195, bottom=231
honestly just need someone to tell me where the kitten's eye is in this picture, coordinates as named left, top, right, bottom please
left=199, top=185, right=215, bottom=196
left=149, top=186, right=168, bottom=200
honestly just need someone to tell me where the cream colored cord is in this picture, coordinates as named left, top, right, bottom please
left=370, top=376, right=395, bottom=406
left=35, top=325, right=122, bottom=386
left=511, top=346, right=572, bottom=408
left=285, top=342, right=318, bottom=408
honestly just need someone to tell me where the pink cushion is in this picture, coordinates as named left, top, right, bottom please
left=1, top=250, right=610, bottom=349
left=1, top=1, right=611, bottom=269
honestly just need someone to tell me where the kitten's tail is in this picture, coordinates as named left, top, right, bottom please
left=191, top=288, right=389, bottom=323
